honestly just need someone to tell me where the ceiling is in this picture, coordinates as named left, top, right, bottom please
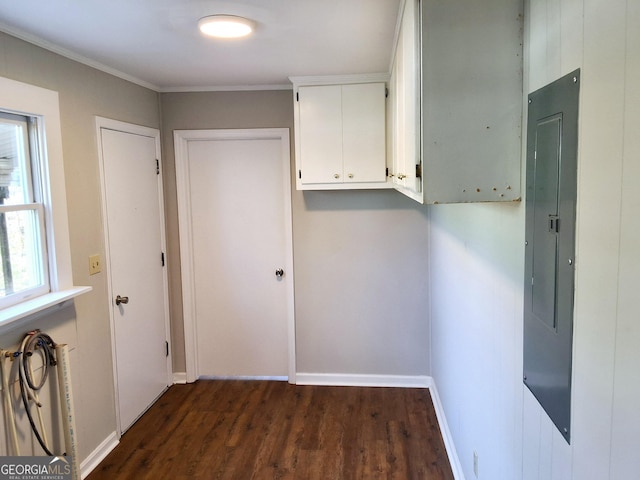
left=0, top=0, right=402, bottom=92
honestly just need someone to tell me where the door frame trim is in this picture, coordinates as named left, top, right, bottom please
left=95, top=117, right=172, bottom=434
left=174, top=128, right=296, bottom=384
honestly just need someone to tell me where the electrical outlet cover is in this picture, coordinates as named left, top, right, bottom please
left=89, top=254, right=101, bottom=275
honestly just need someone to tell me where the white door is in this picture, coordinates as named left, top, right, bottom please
left=98, top=120, right=169, bottom=433
left=174, top=129, right=295, bottom=381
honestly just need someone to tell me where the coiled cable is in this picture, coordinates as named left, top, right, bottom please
left=18, top=330, right=58, bottom=456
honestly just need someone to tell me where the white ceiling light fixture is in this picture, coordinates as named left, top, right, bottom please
left=198, top=15, right=255, bottom=38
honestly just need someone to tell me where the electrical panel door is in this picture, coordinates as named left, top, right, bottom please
left=523, top=69, right=580, bottom=443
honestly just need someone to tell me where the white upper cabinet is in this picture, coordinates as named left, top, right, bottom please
left=389, top=0, right=522, bottom=204
left=291, top=75, right=390, bottom=190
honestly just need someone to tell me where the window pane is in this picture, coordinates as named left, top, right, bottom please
left=0, top=114, right=32, bottom=205
left=0, top=208, right=45, bottom=297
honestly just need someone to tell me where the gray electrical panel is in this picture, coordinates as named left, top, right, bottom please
left=523, top=69, right=580, bottom=443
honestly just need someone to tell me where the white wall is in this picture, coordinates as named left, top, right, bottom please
left=524, top=0, right=640, bottom=478
left=430, top=0, right=640, bottom=479
left=430, top=202, right=524, bottom=479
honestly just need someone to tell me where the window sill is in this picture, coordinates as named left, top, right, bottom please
left=0, top=286, right=92, bottom=328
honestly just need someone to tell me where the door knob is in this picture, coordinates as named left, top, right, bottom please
left=115, top=295, right=129, bottom=306
left=275, top=269, right=284, bottom=278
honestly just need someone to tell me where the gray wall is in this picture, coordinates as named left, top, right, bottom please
left=0, top=32, right=161, bottom=461
left=160, top=91, right=431, bottom=377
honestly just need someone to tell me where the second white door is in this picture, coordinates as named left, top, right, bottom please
left=175, top=129, right=294, bottom=379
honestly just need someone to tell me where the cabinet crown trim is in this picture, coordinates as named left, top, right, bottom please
left=289, top=73, right=390, bottom=88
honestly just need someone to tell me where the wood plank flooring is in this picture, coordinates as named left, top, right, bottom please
left=86, top=380, right=454, bottom=480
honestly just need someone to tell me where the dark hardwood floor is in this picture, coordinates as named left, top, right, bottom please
left=87, top=380, right=454, bottom=479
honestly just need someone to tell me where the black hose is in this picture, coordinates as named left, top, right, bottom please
left=18, top=331, right=58, bottom=456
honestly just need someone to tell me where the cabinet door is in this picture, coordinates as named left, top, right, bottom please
left=391, top=32, right=405, bottom=187
left=420, top=0, right=521, bottom=203
left=298, top=85, right=343, bottom=184
left=390, top=0, right=422, bottom=202
left=342, top=83, right=386, bottom=183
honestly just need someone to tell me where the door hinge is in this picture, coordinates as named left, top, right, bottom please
left=165, top=341, right=169, bottom=357
left=416, top=162, right=422, bottom=179
left=161, top=252, right=165, bottom=266
left=156, top=159, right=160, bottom=175
left=385, top=87, right=389, bottom=98
left=298, top=170, right=302, bottom=179
left=296, top=92, right=299, bottom=102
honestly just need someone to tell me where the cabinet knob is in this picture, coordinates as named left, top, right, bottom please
left=334, top=173, right=340, bottom=179
left=397, top=174, right=407, bottom=179
left=348, top=173, right=354, bottom=179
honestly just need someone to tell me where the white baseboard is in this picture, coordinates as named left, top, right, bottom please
left=428, top=381, right=465, bottom=480
left=80, top=431, right=119, bottom=479
left=198, top=375, right=288, bottom=382
left=173, top=372, right=188, bottom=384
left=295, top=373, right=432, bottom=388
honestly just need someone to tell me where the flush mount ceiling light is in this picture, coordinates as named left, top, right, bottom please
left=198, top=15, right=255, bottom=38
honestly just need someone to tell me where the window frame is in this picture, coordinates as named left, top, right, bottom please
left=0, top=112, right=51, bottom=308
left=0, top=76, right=90, bottom=326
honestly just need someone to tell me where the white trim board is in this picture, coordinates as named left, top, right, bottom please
left=295, top=373, right=431, bottom=388
left=173, top=372, right=187, bottom=385
left=428, top=382, right=466, bottom=480
left=161, top=84, right=293, bottom=93
left=80, top=431, right=119, bottom=479
left=0, top=23, right=159, bottom=92
left=289, top=73, right=390, bottom=87
left=199, top=376, right=288, bottom=382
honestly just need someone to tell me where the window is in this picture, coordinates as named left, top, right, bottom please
left=0, top=76, right=89, bottom=325
left=0, top=112, right=50, bottom=308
